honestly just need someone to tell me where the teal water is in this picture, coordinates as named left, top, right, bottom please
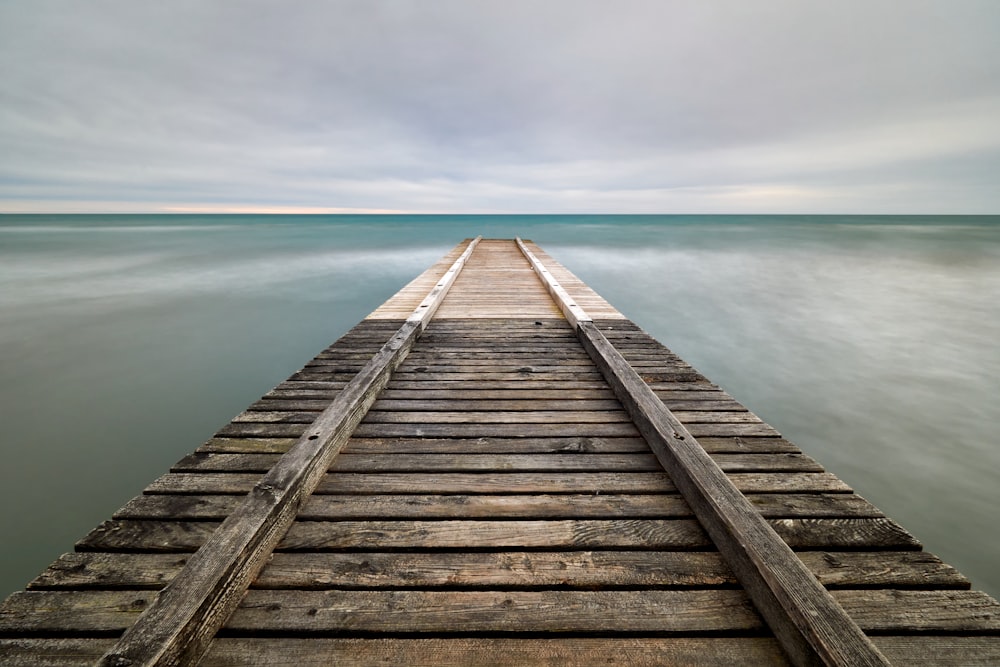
left=2, top=214, right=998, bottom=601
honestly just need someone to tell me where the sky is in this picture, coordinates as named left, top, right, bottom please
left=1, top=1, right=999, bottom=214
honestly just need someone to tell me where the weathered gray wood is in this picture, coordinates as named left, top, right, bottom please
left=145, top=471, right=852, bottom=495
left=0, top=639, right=117, bottom=666
left=832, top=589, right=1000, bottom=631
left=350, top=422, right=642, bottom=438
left=76, top=517, right=916, bottom=552
left=27, top=549, right=971, bottom=593
left=342, top=436, right=652, bottom=454
left=796, top=551, right=970, bottom=589
left=369, top=398, right=625, bottom=411
left=224, top=589, right=762, bottom=634
left=194, top=637, right=788, bottom=666
left=360, top=410, right=634, bottom=424
left=232, top=588, right=1000, bottom=633
left=114, top=492, right=882, bottom=521
left=97, top=239, right=482, bottom=667
left=8, top=636, right=1000, bottom=667
left=386, top=380, right=612, bottom=390
left=331, top=453, right=657, bottom=472
left=115, top=494, right=242, bottom=519
left=339, top=435, right=797, bottom=454
left=170, top=452, right=821, bottom=474
left=29, top=553, right=195, bottom=590
left=377, top=388, right=618, bottom=400
left=198, top=437, right=298, bottom=454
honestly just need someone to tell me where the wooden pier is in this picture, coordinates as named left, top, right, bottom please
left=2, top=238, right=998, bottom=666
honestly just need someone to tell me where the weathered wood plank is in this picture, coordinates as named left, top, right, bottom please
left=377, top=388, right=618, bottom=400
left=76, top=519, right=711, bottom=552
left=26, top=549, right=971, bottom=593
left=360, top=410, right=635, bottom=424
left=145, top=471, right=851, bottom=495
left=76, top=517, right=916, bottom=552
left=796, top=551, right=970, bottom=590
left=369, top=399, right=625, bottom=411
left=7, top=636, right=1000, bottom=667
left=175, top=453, right=662, bottom=473
left=350, top=423, right=642, bottom=438
left=385, top=380, right=613, bottom=390
left=832, top=589, right=1000, bottom=632
left=197, top=437, right=298, bottom=454
left=225, top=589, right=763, bottom=634
left=115, top=492, right=882, bottom=521
left=341, top=436, right=653, bottom=454
left=340, top=435, right=797, bottom=455
left=172, top=452, right=821, bottom=474
left=115, top=494, right=241, bottom=520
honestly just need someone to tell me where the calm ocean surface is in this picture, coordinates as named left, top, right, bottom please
left=1, top=214, right=998, bottom=601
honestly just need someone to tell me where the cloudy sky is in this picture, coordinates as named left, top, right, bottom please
left=2, top=1, right=998, bottom=214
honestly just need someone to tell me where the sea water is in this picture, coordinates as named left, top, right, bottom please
left=1, top=214, right=998, bottom=601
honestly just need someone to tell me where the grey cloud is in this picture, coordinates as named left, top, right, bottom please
left=1, top=0, right=999, bottom=212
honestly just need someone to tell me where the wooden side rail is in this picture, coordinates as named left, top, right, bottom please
left=515, top=237, right=890, bottom=667
left=99, top=238, right=482, bottom=667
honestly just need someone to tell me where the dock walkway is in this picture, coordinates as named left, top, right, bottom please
left=2, top=238, right=998, bottom=666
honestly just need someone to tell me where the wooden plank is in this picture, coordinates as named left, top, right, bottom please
left=207, top=637, right=789, bottom=667
left=330, top=453, right=661, bottom=472
left=383, top=371, right=608, bottom=381
left=350, top=423, right=642, bottom=438
left=8, top=636, right=1000, bottom=667
left=224, top=589, right=762, bottom=634
left=369, top=399, right=625, bottom=411
left=385, top=380, right=612, bottom=390
left=96, top=239, right=481, bottom=667
left=258, top=550, right=968, bottom=591
left=216, top=419, right=777, bottom=440
left=145, top=471, right=852, bottom=495
left=115, top=494, right=241, bottom=520
left=341, top=436, right=653, bottom=454
left=340, top=435, right=797, bottom=455
left=76, top=518, right=916, bottom=552
left=198, top=437, right=299, bottom=454
left=832, top=589, right=1000, bottom=632
left=377, top=388, right=619, bottom=400
left=27, top=549, right=971, bottom=592
left=115, top=492, right=883, bottom=521
left=359, top=410, right=634, bottom=424
left=796, top=551, right=970, bottom=590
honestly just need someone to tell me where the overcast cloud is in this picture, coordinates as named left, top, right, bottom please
left=1, top=0, right=998, bottom=213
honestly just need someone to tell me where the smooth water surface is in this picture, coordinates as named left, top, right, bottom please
left=1, top=214, right=998, bottom=601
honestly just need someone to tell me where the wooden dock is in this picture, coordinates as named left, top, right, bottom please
left=2, top=238, right=998, bottom=666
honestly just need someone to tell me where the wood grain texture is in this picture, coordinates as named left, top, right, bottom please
left=26, top=550, right=970, bottom=592
left=76, top=518, right=916, bottom=552
left=143, top=471, right=852, bottom=495
left=114, top=492, right=882, bottom=521
left=7, top=636, right=1000, bottom=667
left=6, top=589, right=995, bottom=635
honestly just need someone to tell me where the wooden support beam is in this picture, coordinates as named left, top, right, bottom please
left=98, top=238, right=481, bottom=667
left=515, top=237, right=592, bottom=328
left=515, top=237, right=891, bottom=667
